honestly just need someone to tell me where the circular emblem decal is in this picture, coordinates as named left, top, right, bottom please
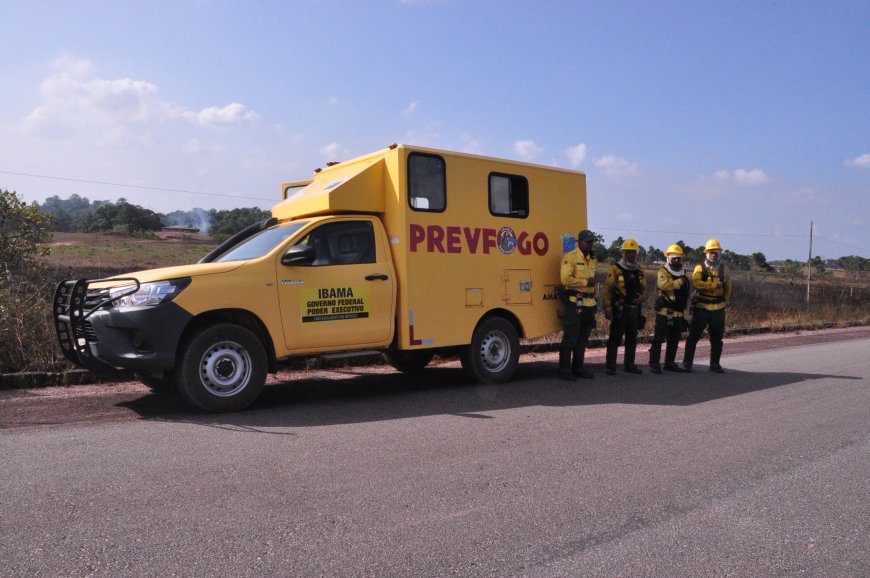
left=498, top=226, right=518, bottom=255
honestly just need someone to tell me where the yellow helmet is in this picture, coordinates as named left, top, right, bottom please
left=622, top=238, right=639, bottom=251
left=705, top=238, right=722, bottom=252
left=665, top=244, right=684, bottom=256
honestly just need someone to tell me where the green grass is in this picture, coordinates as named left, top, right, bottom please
left=45, top=232, right=218, bottom=279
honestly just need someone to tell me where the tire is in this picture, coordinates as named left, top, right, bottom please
left=383, top=349, right=435, bottom=373
left=135, top=371, right=176, bottom=392
left=175, top=323, right=268, bottom=412
left=460, top=317, right=520, bottom=383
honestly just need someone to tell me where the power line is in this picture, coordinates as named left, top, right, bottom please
left=592, top=226, right=807, bottom=238
left=812, top=236, right=864, bottom=252
left=0, top=169, right=274, bottom=202
left=592, top=227, right=865, bottom=256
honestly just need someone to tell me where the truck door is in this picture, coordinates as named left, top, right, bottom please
left=277, top=218, right=395, bottom=352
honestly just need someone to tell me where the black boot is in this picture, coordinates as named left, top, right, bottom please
left=558, top=349, right=575, bottom=380
left=649, top=342, right=662, bottom=374
left=683, top=339, right=697, bottom=372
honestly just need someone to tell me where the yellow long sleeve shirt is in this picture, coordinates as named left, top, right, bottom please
left=561, top=248, right=597, bottom=307
left=691, top=262, right=732, bottom=311
left=603, top=263, right=647, bottom=310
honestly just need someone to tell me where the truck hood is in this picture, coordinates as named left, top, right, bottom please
left=104, top=261, right=246, bottom=284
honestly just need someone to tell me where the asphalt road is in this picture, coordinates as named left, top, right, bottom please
left=1, top=331, right=868, bottom=577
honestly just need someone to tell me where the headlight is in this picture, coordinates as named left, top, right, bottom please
left=110, top=278, right=191, bottom=307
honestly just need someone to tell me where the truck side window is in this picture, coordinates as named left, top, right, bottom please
left=489, top=173, right=529, bottom=218
left=408, top=153, right=446, bottom=212
left=296, top=221, right=376, bottom=266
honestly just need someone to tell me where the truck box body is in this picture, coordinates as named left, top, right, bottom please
left=273, top=144, right=587, bottom=351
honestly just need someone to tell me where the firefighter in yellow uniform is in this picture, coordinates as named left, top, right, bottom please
left=683, top=238, right=732, bottom=373
left=604, top=238, right=647, bottom=375
left=649, top=244, right=690, bottom=374
left=558, top=229, right=598, bottom=380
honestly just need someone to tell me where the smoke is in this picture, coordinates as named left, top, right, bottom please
left=165, top=208, right=214, bottom=235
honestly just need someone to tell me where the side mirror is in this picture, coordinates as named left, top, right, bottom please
left=281, top=244, right=317, bottom=266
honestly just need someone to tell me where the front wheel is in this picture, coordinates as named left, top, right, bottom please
left=460, top=317, right=520, bottom=383
left=175, top=323, right=268, bottom=412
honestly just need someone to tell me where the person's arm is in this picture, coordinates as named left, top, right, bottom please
left=658, top=269, right=684, bottom=292
left=724, top=266, right=733, bottom=305
left=603, top=265, right=618, bottom=316
left=635, top=270, right=648, bottom=304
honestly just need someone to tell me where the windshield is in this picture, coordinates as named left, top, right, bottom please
left=216, top=221, right=308, bottom=262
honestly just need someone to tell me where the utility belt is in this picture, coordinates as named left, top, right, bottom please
left=694, top=301, right=727, bottom=312
left=566, top=289, right=596, bottom=308
left=656, top=308, right=685, bottom=317
left=657, top=308, right=690, bottom=332
left=695, top=295, right=725, bottom=304
left=611, top=301, right=641, bottom=323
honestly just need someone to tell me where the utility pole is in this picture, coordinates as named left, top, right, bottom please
left=806, top=221, right=813, bottom=304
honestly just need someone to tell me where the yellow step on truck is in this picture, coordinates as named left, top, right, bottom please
left=54, top=144, right=587, bottom=412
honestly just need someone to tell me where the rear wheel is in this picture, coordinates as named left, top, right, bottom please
left=383, top=349, right=435, bottom=373
left=175, top=323, right=267, bottom=412
left=460, top=317, right=520, bottom=383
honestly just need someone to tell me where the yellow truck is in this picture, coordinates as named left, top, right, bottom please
left=54, top=144, right=587, bottom=411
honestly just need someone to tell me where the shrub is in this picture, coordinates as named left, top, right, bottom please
left=0, top=189, right=60, bottom=372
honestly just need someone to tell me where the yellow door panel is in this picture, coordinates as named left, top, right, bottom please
left=277, top=219, right=394, bottom=352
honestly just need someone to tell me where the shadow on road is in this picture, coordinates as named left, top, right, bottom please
left=118, top=360, right=862, bottom=429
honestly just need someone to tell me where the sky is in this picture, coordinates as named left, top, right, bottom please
left=1, top=0, right=868, bottom=261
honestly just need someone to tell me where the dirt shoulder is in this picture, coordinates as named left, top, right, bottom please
left=2, top=325, right=868, bottom=430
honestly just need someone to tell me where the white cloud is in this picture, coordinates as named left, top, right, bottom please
left=513, top=140, right=542, bottom=161
left=403, top=101, right=420, bottom=116
left=20, top=56, right=260, bottom=140
left=710, top=168, right=769, bottom=186
left=176, top=103, right=260, bottom=127
left=319, top=142, right=349, bottom=159
left=593, top=155, right=639, bottom=177
left=783, top=187, right=818, bottom=204
left=615, top=212, right=633, bottom=222
left=182, top=138, right=221, bottom=155
left=22, top=59, right=159, bottom=138
left=733, top=168, right=769, bottom=185
left=325, top=96, right=338, bottom=106
left=846, top=153, right=870, bottom=168
left=458, top=132, right=482, bottom=154
left=566, top=143, right=587, bottom=167
left=138, top=131, right=156, bottom=147
left=404, top=122, right=442, bottom=147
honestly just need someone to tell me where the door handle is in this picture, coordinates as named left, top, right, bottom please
left=365, top=274, right=389, bottom=281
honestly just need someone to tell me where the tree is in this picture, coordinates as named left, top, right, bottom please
left=725, top=251, right=751, bottom=271
left=605, top=236, right=625, bottom=264
left=646, top=245, right=664, bottom=264
left=837, top=255, right=869, bottom=272
left=751, top=252, right=773, bottom=272
left=782, top=259, right=802, bottom=284
left=209, top=207, right=271, bottom=236
left=81, top=200, right=163, bottom=234
left=39, top=194, right=97, bottom=232
left=0, top=189, right=53, bottom=279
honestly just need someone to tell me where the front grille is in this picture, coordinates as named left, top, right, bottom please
left=80, top=321, right=99, bottom=343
